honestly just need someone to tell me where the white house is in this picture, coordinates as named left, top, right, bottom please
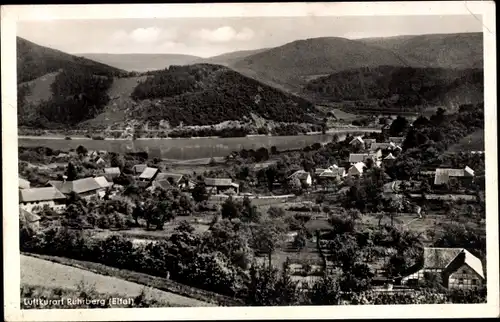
left=19, top=187, right=67, bottom=213
left=401, top=248, right=485, bottom=289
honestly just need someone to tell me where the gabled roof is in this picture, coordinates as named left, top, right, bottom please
left=363, top=138, right=377, bottom=144
left=389, top=136, right=405, bottom=143
left=19, top=178, right=31, bottom=189
left=349, top=136, right=364, bottom=145
left=155, top=172, right=184, bottom=183
left=19, top=208, right=41, bottom=223
left=422, top=247, right=484, bottom=279
left=19, top=187, right=66, bottom=202
left=94, top=176, right=113, bottom=189
left=370, top=142, right=397, bottom=151
left=349, top=162, right=366, bottom=174
left=139, top=167, right=159, bottom=180
left=48, top=178, right=103, bottom=194
left=132, top=164, right=148, bottom=173
left=104, top=167, right=121, bottom=174
left=384, top=153, right=396, bottom=160
left=204, top=178, right=233, bottom=186
left=319, top=167, right=345, bottom=178
left=288, top=170, right=311, bottom=180
left=434, top=166, right=475, bottom=185
left=349, top=153, right=371, bottom=163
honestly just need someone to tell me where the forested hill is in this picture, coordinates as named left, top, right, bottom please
left=129, top=64, right=319, bottom=127
left=17, top=37, right=125, bottom=83
left=358, top=33, right=483, bottom=70
left=303, top=66, right=483, bottom=110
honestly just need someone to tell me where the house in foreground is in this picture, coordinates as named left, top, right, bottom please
left=137, top=167, right=159, bottom=188
left=47, top=177, right=107, bottom=200
left=400, top=247, right=485, bottom=289
left=434, top=166, right=475, bottom=186
left=103, top=167, right=121, bottom=181
left=204, top=178, right=239, bottom=194
left=19, top=207, right=41, bottom=231
left=132, top=164, right=148, bottom=176
left=19, top=187, right=67, bottom=213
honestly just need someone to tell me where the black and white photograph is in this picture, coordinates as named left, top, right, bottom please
left=2, top=2, right=498, bottom=321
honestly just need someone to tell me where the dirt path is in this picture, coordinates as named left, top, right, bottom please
left=20, top=255, right=213, bottom=307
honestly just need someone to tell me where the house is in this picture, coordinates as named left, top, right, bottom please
left=370, top=142, right=399, bottom=152
left=349, top=152, right=381, bottom=164
left=47, top=177, right=106, bottom=199
left=19, top=187, right=66, bottom=213
left=138, top=167, right=159, bottom=181
left=348, top=162, right=366, bottom=176
left=401, top=248, right=485, bottom=289
left=288, top=170, right=312, bottom=187
left=19, top=208, right=41, bottom=231
left=104, top=167, right=121, bottom=181
left=316, top=166, right=346, bottom=184
left=19, top=178, right=30, bottom=189
left=349, top=136, right=365, bottom=149
left=204, top=178, right=240, bottom=194
left=94, top=157, right=106, bottom=166
left=155, top=172, right=191, bottom=189
left=389, top=136, right=405, bottom=144
left=434, top=166, right=475, bottom=186
left=363, top=138, right=377, bottom=149
left=383, top=153, right=396, bottom=165
left=382, top=124, right=391, bottom=136
left=132, top=164, right=148, bottom=175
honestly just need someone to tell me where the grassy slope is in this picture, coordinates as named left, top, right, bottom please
left=20, top=72, right=59, bottom=105
left=198, top=48, right=271, bottom=66
left=21, top=254, right=213, bottom=307
left=232, top=37, right=406, bottom=91
left=447, top=129, right=485, bottom=152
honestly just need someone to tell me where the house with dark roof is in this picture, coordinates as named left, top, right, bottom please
left=349, top=151, right=382, bottom=164
left=47, top=177, right=106, bottom=199
left=19, top=187, right=66, bottom=213
left=204, top=178, right=239, bottom=194
left=19, top=178, right=31, bottom=190
left=400, top=248, right=485, bottom=289
left=434, top=166, right=475, bottom=186
left=349, top=136, right=365, bottom=149
left=154, top=172, right=194, bottom=190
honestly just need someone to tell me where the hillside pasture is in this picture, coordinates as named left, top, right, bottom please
left=447, top=129, right=485, bottom=152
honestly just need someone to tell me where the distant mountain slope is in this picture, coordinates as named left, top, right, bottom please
left=197, top=48, right=271, bottom=66
left=79, top=53, right=201, bottom=72
left=358, top=32, right=483, bottom=69
left=128, top=63, right=319, bottom=126
left=231, top=37, right=407, bottom=91
left=17, top=37, right=125, bottom=83
left=304, top=66, right=483, bottom=111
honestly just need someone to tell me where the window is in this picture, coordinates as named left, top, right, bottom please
left=458, top=278, right=464, bottom=285
left=472, top=279, right=477, bottom=285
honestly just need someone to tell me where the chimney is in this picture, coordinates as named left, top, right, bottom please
left=62, top=175, right=68, bottom=183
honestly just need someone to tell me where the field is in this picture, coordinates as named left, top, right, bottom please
left=447, top=129, right=485, bottom=152
left=21, top=72, right=59, bottom=105
left=21, top=255, right=212, bottom=307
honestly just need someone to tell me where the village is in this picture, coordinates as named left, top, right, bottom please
left=18, top=107, right=487, bottom=304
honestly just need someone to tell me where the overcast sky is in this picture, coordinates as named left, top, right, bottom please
left=17, top=15, right=482, bottom=58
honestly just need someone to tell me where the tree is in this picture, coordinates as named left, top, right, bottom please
left=244, top=264, right=298, bottom=306
left=267, top=206, right=286, bottom=219
left=251, top=220, right=286, bottom=267
left=76, top=145, right=88, bottom=156
left=66, top=162, right=78, bottom=181
left=309, top=274, right=341, bottom=305
left=132, top=202, right=143, bottom=226
left=191, top=182, right=209, bottom=203
left=221, top=197, right=241, bottom=220
left=265, top=166, right=277, bottom=191
left=390, top=116, right=409, bottom=136
left=241, top=197, right=261, bottom=223
left=328, top=233, right=360, bottom=270
left=110, top=153, right=125, bottom=170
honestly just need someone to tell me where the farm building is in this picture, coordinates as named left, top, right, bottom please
left=434, top=166, right=475, bottom=185
left=348, top=162, right=366, bottom=176
left=204, top=178, right=239, bottom=194
left=19, top=187, right=66, bottom=213
left=19, top=178, right=31, bottom=190
left=363, top=138, right=377, bottom=148
left=400, top=248, right=485, bottom=289
left=47, top=177, right=107, bottom=199
left=370, top=142, right=400, bottom=152
left=316, top=166, right=346, bottom=184
left=104, top=167, right=121, bottom=181
left=19, top=207, right=41, bottom=231
left=288, top=170, right=312, bottom=187
left=349, top=150, right=382, bottom=164
left=155, top=172, right=193, bottom=190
